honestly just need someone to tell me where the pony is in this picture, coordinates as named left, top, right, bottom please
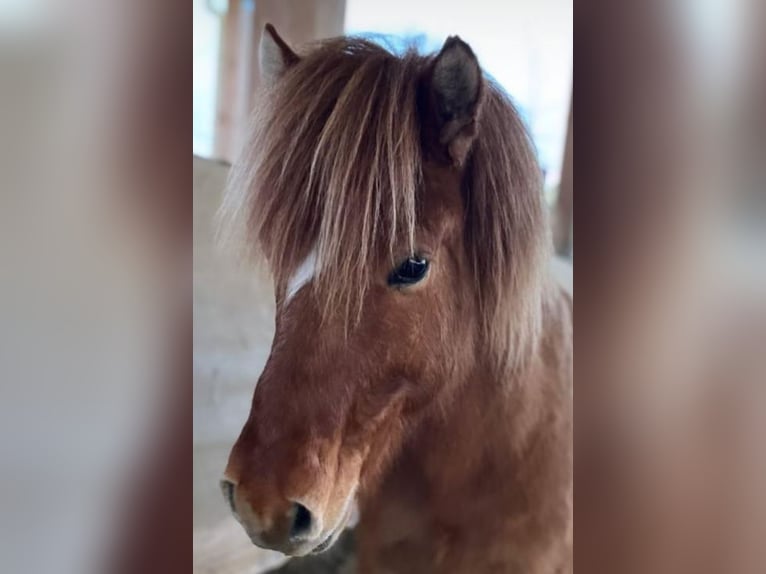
left=219, top=24, right=572, bottom=573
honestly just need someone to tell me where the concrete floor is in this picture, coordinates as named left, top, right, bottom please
left=193, top=156, right=287, bottom=573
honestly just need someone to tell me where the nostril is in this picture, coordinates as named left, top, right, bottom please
left=289, top=502, right=313, bottom=539
left=220, top=479, right=236, bottom=513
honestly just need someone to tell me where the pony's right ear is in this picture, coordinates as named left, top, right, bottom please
left=259, top=23, right=299, bottom=85
left=424, top=36, right=484, bottom=165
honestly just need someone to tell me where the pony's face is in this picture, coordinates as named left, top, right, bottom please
left=222, top=25, right=544, bottom=556
left=224, top=165, right=474, bottom=556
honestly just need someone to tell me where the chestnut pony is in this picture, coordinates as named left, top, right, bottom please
left=220, top=24, right=572, bottom=574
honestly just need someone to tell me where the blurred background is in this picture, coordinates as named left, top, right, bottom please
left=193, top=0, right=572, bottom=198
left=0, top=2, right=191, bottom=573
left=192, top=1, right=572, bottom=572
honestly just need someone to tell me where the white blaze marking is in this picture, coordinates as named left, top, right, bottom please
left=285, top=247, right=319, bottom=304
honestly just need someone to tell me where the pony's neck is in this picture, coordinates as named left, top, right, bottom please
left=413, top=279, right=570, bottom=496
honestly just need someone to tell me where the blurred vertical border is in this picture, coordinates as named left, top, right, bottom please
left=0, top=0, right=192, bottom=573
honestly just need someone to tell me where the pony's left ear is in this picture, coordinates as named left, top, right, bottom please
left=426, top=36, right=484, bottom=165
left=259, top=23, right=300, bottom=85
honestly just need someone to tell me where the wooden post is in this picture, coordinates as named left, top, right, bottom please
left=213, top=0, right=346, bottom=162
left=554, top=93, right=573, bottom=257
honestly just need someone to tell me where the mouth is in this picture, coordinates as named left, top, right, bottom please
left=309, top=501, right=354, bottom=554
left=243, top=520, right=346, bottom=556
left=310, top=534, right=335, bottom=554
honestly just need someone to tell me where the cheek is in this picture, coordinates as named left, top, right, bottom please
left=393, top=273, right=474, bottom=384
left=353, top=259, right=470, bottom=385
left=350, top=376, right=408, bottom=433
left=369, top=294, right=440, bottom=363
left=364, top=294, right=449, bottom=387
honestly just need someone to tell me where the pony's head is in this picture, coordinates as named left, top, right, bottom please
left=220, top=24, right=547, bottom=556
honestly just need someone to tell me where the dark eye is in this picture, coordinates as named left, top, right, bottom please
left=388, top=256, right=429, bottom=286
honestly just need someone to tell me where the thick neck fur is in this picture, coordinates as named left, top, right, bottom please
left=417, top=278, right=570, bottom=497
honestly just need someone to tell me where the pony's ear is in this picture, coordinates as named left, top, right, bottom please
left=260, top=23, right=299, bottom=85
left=426, top=36, right=484, bottom=165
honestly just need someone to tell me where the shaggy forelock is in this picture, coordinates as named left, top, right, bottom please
left=220, top=36, right=548, bottom=369
left=222, top=38, right=422, bottom=320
